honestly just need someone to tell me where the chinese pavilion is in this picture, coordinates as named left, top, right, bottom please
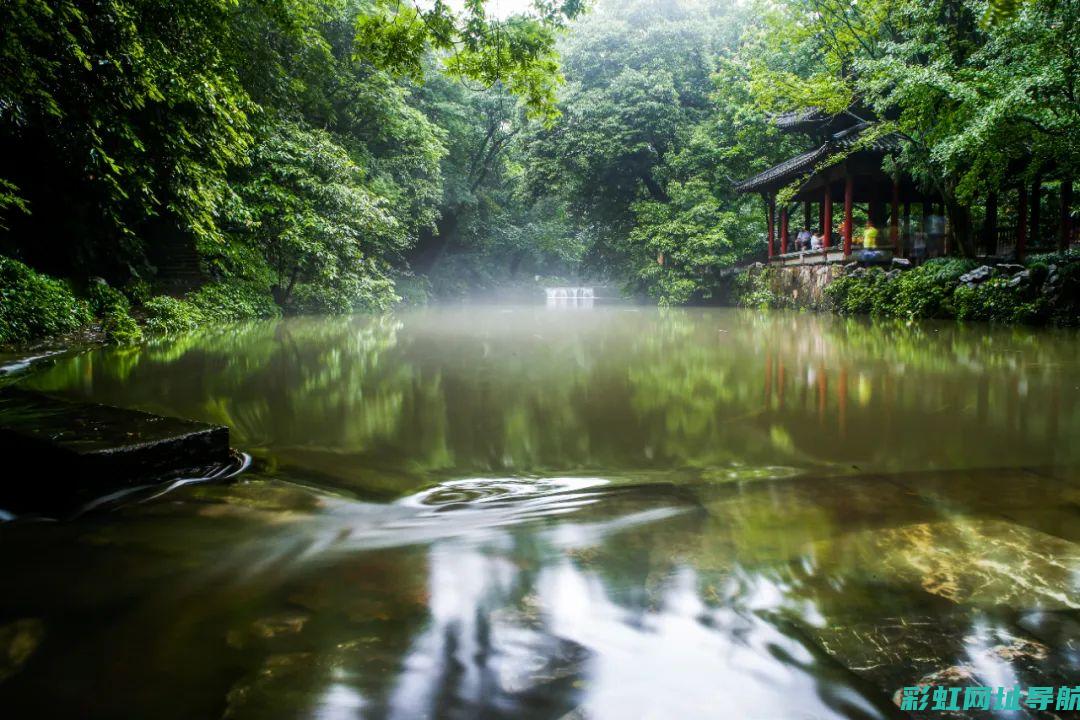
left=736, top=109, right=1075, bottom=264
left=734, top=110, right=932, bottom=264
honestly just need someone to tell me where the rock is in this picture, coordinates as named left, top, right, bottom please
left=995, top=263, right=1024, bottom=275
left=1007, top=270, right=1031, bottom=288
left=842, top=262, right=859, bottom=273
left=226, top=613, right=310, bottom=649
left=958, top=265, right=993, bottom=284
left=0, top=388, right=231, bottom=515
left=0, top=618, right=43, bottom=683
left=891, top=257, right=913, bottom=269
left=885, top=270, right=902, bottom=280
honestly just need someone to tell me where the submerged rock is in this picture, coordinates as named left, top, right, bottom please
left=227, top=613, right=310, bottom=650
left=0, top=618, right=43, bottom=683
left=822, top=519, right=1080, bottom=610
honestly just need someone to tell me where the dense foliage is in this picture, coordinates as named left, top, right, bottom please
left=816, top=255, right=1079, bottom=325
left=0, top=257, right=91, bottom=344
left=751, top=0, right=1079, bottom=256
left=0, top=0, right=583, bottom=316
left=1, top=0, right=1077, bottom=326
left=525, top=0, right=798, bottom=302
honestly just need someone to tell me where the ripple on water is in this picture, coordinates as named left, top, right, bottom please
left=392, top=476, right=611, bottom=527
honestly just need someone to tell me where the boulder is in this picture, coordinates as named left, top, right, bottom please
left=1007, top=270, right=1031, bottom=288
left=0, top=388, right=231, bottom=515
left=958, top=265, right=993, bottom=284
left=890, top=257, right=913, bottom=269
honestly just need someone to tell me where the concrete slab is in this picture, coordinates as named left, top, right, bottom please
left=0, top=389, right=230, bottom=514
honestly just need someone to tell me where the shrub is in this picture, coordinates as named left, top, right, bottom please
left=189, top=281, right=280, bottom=321
left=100, top=306, right=144, bottom=344
left=394, top=273, right=431, bottom=307
left=886, top=259, right=978, bottom=319
left=0, top=256, right=92, bottom=344
left=123, top=279, right=153, bottom=306
left=734, top=269, right=787, bottom=309
left=921, top=258, right=980, bottom=283
left=824, top=269, right=887, bottom=315
left=86, top=279, right=143, bottom=344
left=143, top=296, right=206, bottom=336
left=953, top=277, right=1044, bottom=324
left=1045, top=260, right=1080, bottom=326
left=87, top=281, right=130, bottom=316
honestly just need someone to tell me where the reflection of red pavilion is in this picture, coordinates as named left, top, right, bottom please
left=736, top=109, right=1073, bottom=262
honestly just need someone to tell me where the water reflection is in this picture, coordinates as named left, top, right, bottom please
left=1, top=308, right=1079, bottom=718
left=21, top=308, right=1080, bottom=492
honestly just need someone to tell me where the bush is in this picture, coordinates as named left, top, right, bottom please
left=100, top=306, right=144, bottom=344
left=0, top=256, right=93, bottom=344
left=953, top=277, right=1044, bottom=324
left=143, top=296, right=206, bottom=336
left=87, top=280, right=130, bottom=316
left=86, top=279, right=143, bottom=344
left=394, top=273, right=431, bottom=307
left=824, top=269, right=888, bottom=315
left=734, top=269, right=787, bottom=309
left=189, top=281, right=280, bottom=321
left=123, top=279, right=153, bottom=306
left=1046, top=260, right=1080, bottom=326
left=885, top=258, right=978, bottom=319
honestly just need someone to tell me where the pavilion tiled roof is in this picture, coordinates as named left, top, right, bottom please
left=772, top=108, right=829, bottom=130
left=734, top=124, right=904, bottom=194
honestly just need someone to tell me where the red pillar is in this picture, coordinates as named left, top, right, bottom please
left=1060, top=179, right=1073, bottom=250
left=891, top=179, right=901, bottom=252
left=1017, top=183, right=1028, bottom=260
left=780, top=207, right=789, bottom=254
left=823, top=188, right=833, bottom=250
left=765, top=194, right=774, bottom=259
left=1031, top=176, right=1042, bottom=245
left=843, top=174, right=854, bottom=256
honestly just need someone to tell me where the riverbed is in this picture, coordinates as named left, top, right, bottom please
left=1, top=306, right=1078, bottom=718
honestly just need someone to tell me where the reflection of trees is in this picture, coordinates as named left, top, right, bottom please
left=19, top=308, right=1080, bottom=491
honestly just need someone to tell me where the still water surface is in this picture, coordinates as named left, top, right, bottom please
left=2, top=306, right=1080, bottom=718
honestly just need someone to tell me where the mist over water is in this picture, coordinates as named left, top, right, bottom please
left=2, top=306, right=1079, bottom=718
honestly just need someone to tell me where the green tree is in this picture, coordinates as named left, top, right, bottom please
left=227, top=120, right=404, bottom=313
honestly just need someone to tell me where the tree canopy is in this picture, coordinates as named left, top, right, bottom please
left=1, top=0, right=1076, bottom=311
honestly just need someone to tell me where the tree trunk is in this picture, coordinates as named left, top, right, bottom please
left=944, top=198, right=976, bottom=257
left=409, top=210, right=461, bottom=274
left=640, top=173, right=670, bottom=203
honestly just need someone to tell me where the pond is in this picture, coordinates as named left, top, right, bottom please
left=2, top=306, right=1079, bottom=718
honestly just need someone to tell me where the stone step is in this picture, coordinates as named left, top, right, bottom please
left=0, top=389, right=232, bottom=516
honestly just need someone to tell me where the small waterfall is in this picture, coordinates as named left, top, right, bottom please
left=545, top=287, right=595, bottom=307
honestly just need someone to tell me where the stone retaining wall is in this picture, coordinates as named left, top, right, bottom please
left=745, top=262, right=843, bottom=308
